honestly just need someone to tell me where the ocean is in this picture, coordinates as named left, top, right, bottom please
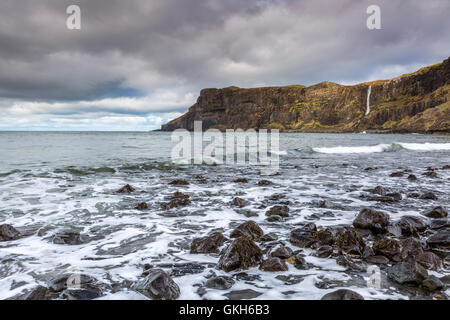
left=0, top=131, right=449, bottom=300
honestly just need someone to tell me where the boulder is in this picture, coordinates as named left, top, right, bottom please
left=371, top=186, right=387, bottom=196
left=401, top=237, right=424, bottom=260
left=132, top=269, right=180, bottom=300
left=230, top=221, right=264, bottom=240
left=321, top=289, right=364, bottom=300
left=423, top=207, right=448, bottom=219
left=422, top=276, right=445, bottom=291
left=387, top=257, right=428, bottom=285
left=415, top=252, right=443, bottom=271
left=231, top=197, right=248, bottom=208
left=169, top=179, right=189, bottom=185
left=372, top=238, right=402, bottom=260
left=233, top=178, right=248, bottom=183
left=116, top=184, right=135, bottom=193
left=427, top=230, right=450, bottom=249
left=420, top=192, right=438, bottom=200
left=270, top=245, right=293, bottom=259
left=290, top=224, right=319, bottom=248
left=135, top=202, right=148, bottom=210
left=190, top=232, right=226, bottom=254
left=334, top=228, right=366, bottom=256
left=316, top=245, right=333, bottom=258
left=52, top=230, right=88, bottom=245
left=217, top=237, right=263, bottom=272
left=397, top=216, right=427, bottom=235
left=257, top=180, right=272, bottom=186
left=161, top=191, right=191, bottom=209
left=205, top=276, right=234, bottom=290
left=317, top=229, right=335, bottom=246
left=265, top=205, right=290, bottom=217
left=259, top=257, right=288, bottom=272
left=0, top=224, right=21, bottom=241
left=353, top=208, right=390, bottom=233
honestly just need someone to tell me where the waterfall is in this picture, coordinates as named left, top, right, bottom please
left=365, top=85, right=372, bottom=116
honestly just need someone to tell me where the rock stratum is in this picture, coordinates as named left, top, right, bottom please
left=161, top=57, right=450, bottom=133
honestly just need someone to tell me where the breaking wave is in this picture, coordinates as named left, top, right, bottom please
left=312, top=142, right=450, bottom=154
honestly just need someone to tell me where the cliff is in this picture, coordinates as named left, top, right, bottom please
left=161, top=57, right=450, bottom=133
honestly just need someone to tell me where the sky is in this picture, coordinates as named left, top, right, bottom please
left=0, top=0, right=449, bottom=131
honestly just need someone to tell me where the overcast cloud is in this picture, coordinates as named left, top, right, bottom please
left=0, top=0, right=449, bottom=130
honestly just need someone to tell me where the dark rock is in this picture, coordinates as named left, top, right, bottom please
left=318, top=200, right=339, bottom=209
left=293, top=254, right=307, bottom=269
left=442, top=165, right=450, bottom=170
left=116, top=184, right=135, bottom=193
left=429, top=219, right=450, bottom=230
left=260, top=233, right=278, bottom=242
left=317, top=229, right=335, bottom=246
left=0, top=224, right=21, bottom=241
left=205, top=276, right=234, bottom=290
left=321, top=289, right=364, bottom=300
left=259, top=257, right=288, bottom=272
left=387, top=257, right=428, bottom=285
left=422, top=275, right=445, bottom=291
left=52, top=230, right=88, bottom=245
left=169, top=263, right=206, bottom=277
left=270, top=245, right=293, bottom=259
left=390, top=171, right=405, bottom=177
left=231, top=197, right=248, bottom=208
left=401, top=238, right=424, bottom=260
left=420, top=192, right=438, bottom=200
left=169, top=179, right=189, bottom=185
left=135, top=202, right=148, bottom=210
left=132, top=269, right=180, bottom=300
left=223, top=289, right=262, bottom=300
left=233, top=178, right=248, bottom=183
left=316, top=245, right=333, bottom=258
left=266, top=215, right=283, bottom=222
left=49, top=274, right=97, bottom=293
left=334, top=228, right=366, bottom=256
left=371, top=186, right=387, bottom=196
left=257, top=180, right=272, bottom=186
left=230, top=221, right=264, bottom=240
left=161, top=191, right=191, bottom=209
left=365, top=255, right=390, bottom=264
left=236, top=209, right=258, bottom=218
left=415, top=252, right=443, bottom=271
left=427, top=230, right=450, bottom=249
left=407, top=174, right=418, bottom=181
left=423, top=207, right=448, bottom=218
left=290, top=224, right=319, bottom=248
left=408, top=192, right=421, bottom=198
left=269, top=193, right=285, bottom=201
left=353, top=208, right=390, bottom=233
left=266, top=205, right=289, bottom=217
left=22, top=286, right=51, bottom=300
left=372, top=238, right=402, bottom=260
left=61, top=287, right=102, bottom=300
left=217, top=237, right=263, bottom=272
left=397, top=216, right=428, bottom=235
left=190, top=232, right=226, bottom=254
left=423, top=171, right=438, bottom=178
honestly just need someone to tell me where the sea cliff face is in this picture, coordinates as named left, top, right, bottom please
left=161, top=57, right=450, bottom=133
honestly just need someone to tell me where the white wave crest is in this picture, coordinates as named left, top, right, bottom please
left=398, top=142, right=450, bottom=151
left=313, top=142, right=450, bottom=154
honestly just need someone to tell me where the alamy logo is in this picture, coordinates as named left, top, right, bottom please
left=66, top=5, right=81, bottom=30
left=366, top=5, right=381, bottom=30
left=171, top=121, right=280, bottom=175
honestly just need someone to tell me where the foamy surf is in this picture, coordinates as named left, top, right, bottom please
left=313, top=142, right=450, bottom=154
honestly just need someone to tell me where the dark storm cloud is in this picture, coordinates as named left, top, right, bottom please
left=0, top=0, right=449, bottom=129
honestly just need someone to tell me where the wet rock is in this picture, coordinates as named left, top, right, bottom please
left=353, top=208, right=390, bottom=233
left=269, top=193, right=285, bottom=201
left=233, top=178, right=248, bottom=183
left=260, top=233, right=278, bottom=242
left=223, top=289, right=262, bottom=300
left=366, top=195, right=400, bottom=203
left=372, top=238, right=402, bottom=260
left=236, top=209, right=258, bottom=218
left=132, top=269, right=180, bottom=300
left=290, top=224, right=319, bottom=248
left=316, top=245, right=333, bottom=258
left=293, top=254, right=307, bottom=269
left=442, top=165, right=450, bottom=170
left=266, top=205, right=289, bottom=217
left=52, top=230, right=88, bottom=245
left=194, top=175, right=207, bottom=184
left=408, top=192, right=421, bottom=198
left=397, top=216, right=428, bottom=235
left=423, top=207, right=448, bottom=219
left=317, top=229, right=335, bottom=246
left=257, top=180, right=272, bottom=186
left=318, top=200, right=341, bottom=209
left=116, top=184, right=135, bottom=193
left=205, top=276, right=234, bottom=290
left=427, top=230, right=450, bottom=249
left=233, top=272, right=261, bottom=282
left=190, top=232, right=226, bottom=254
left=266, top=215, right=283, bottom=222
left=0, top=224, right=21, bottom=241
left=49, top=274, right=97, bottom=293
left=336, top=255, right=365, bottom=271
left=420, top=192, right=438, bottom=200
left=259, top=257, right=288, bottom=272
left=423, top=171, right=438, bottom=178
left=387, top=256, right=428, bottom=285
left=161, top=191, right=191, bottom=209
left=407, top=174, right=418, bottom=181
left=371, top=186, right=387, bottom=196
left=270, top=245, right=293, bottom=259
left=230, top=221, right=264, bottom=240
left=321, top=289, right=364, bottom=300
left=422, top=275, right=444, bottom=291
left=365, top=255, right=390, bottom=264
left=22, top=286, right=52, bottom=300
left=401, top=238, right=424, bottom=260
left=62, top=287, right=102, bottom=300
left=135, top=202, right=148, bottom=210
left=334, top=228, right=366, bottom=256
left=390, top=171, right=405, bottom=177
left=231, top=197, right=248, bottom=208
left=169, top=179, right=189, bottom=185
left=169, top=263, right=206, bottom=277
left=217, top=237, right=263, bottom=272
left=415, top=252, right=443, bottom=271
